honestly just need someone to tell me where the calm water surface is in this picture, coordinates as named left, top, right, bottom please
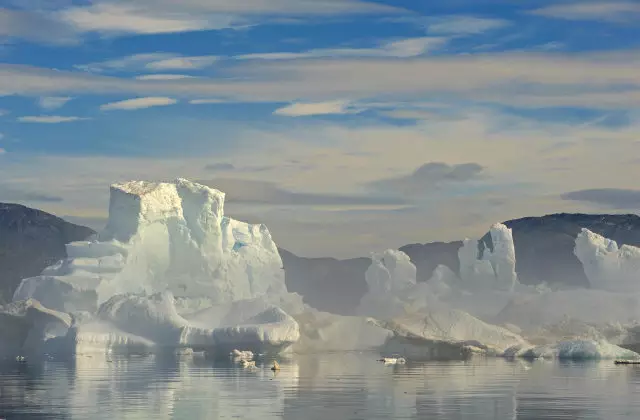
left=1, top=352, right=640, bottom=419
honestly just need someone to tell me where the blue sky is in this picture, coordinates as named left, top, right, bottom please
left=1, top=0, right=639, bottom=257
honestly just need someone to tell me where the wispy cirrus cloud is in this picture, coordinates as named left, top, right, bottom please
left=274, top=100, right=362, bottom=117
left=77, top=53, right=216, bottom=73
left=530, top=2, right=640, bottom=22
left=38, top=96, right=73, bottom=110
left=135, top=74, right=197, bottom=80
left=58, top=3, right=233, bottom=35
left=426, top=15, right=510, bottom=35
left=5, top=0, right=401, bottom=44
left=18, top=115, right=89, bottom=123
left=3, top=50, right=640, bottom=109
left=236, top=37, right=446, bottom=60
left=100, top=96, right=177, bottom=111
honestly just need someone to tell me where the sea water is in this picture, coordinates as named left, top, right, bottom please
left=1, top=352, right=640, bottom=419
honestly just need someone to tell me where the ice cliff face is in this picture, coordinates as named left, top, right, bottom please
left=574, top=228, right=640, bottom=293
left=364, top=249, right=416, bottom=295
left=459, top=223, right=517, bottom=292
left=14, top=179, right=287, bottom=312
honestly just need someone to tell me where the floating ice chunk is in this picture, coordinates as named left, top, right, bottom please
left=504, top=339, right=640, bottom=360
left=230, top=349, right=254, bottom=361
left=575, top=228, right=640, bottom=293
left=292, top=309, right=393, bottom=353
left=370, top=306, right=528, bottom=360
left=0, top=299, right=71, bottom=358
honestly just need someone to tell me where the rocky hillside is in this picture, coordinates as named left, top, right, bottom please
left=0, top=203, right=96, bottom=303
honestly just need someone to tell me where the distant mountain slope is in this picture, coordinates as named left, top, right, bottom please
left=278, top=248, right=370, bottom=315
left=0, top=203, right=96, bottom=303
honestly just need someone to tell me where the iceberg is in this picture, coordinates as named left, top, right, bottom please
left=458, top=223, right=518, bottom=292
left=8, top=179, right=301, bottom=358
left=0, top=298, right=71, bottom=359
left=370, top=307, right=528, bottom=360
left=504, top=339, right=640, bottom=360
left=364, top=249, right=417, bottom=295
left=574, top=228, right=640, bottom=293
left=13, top=179, right=287, bottom=312
left=39, top=292, right=301, bottom=358
left=495, top=289, right=640, bottom=330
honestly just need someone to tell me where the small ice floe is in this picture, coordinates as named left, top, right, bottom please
left=230, top=349, right=254, bottom=361
left=378, top=357, right=406, bottom=365
left=240, top=360, right=256, bottom=368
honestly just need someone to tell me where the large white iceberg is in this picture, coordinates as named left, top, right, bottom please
left=574, top=228, right=640, bottom=293
left=13, top=179, right=287, bottom=313
left=9, top=179, right=300, bottom=358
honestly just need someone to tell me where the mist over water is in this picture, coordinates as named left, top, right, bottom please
left=1, top=353, right=640, bottom=420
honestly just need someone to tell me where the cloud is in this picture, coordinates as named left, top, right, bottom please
left=236, top=37, right=446, bottom=60
left=274, top=100, right=361, bottom=117
left=426, top=15, right=510, bottom=35
left=145, top=56, right=218, bottom=71
left=50, top=0, right=399, bottom=39
left=0, top=7, right=78, bottom=44
left=4, top=50, right=640, bottom=108
left=76, top=53, right=216, bottom=73
left=561, top=188, right=640, bottom=209
left=0, top=184, right=63, bottom=203
left=38, top=96, right=73, bottom=110
left=58, top=3, right=216, bottom=35
left=190, top=98, right=227, bottom=104
left=135, top=74, right=197, bottom=80
left=0, top=148, right=5, bottom=155
left=100, top=97, right=178, bottom=111
left=367, top=162, right=485, bottom=195
left=197, top=178, right=408, bottom=207
left=18, top=115, right=88, bottom=123
left=0, top=109, right=7, bottom=116
left=530, top=2, right=640, bottom=22
left=205, top=162, right=236, bottom=171
left=75, top=53, right=175, bottom=73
